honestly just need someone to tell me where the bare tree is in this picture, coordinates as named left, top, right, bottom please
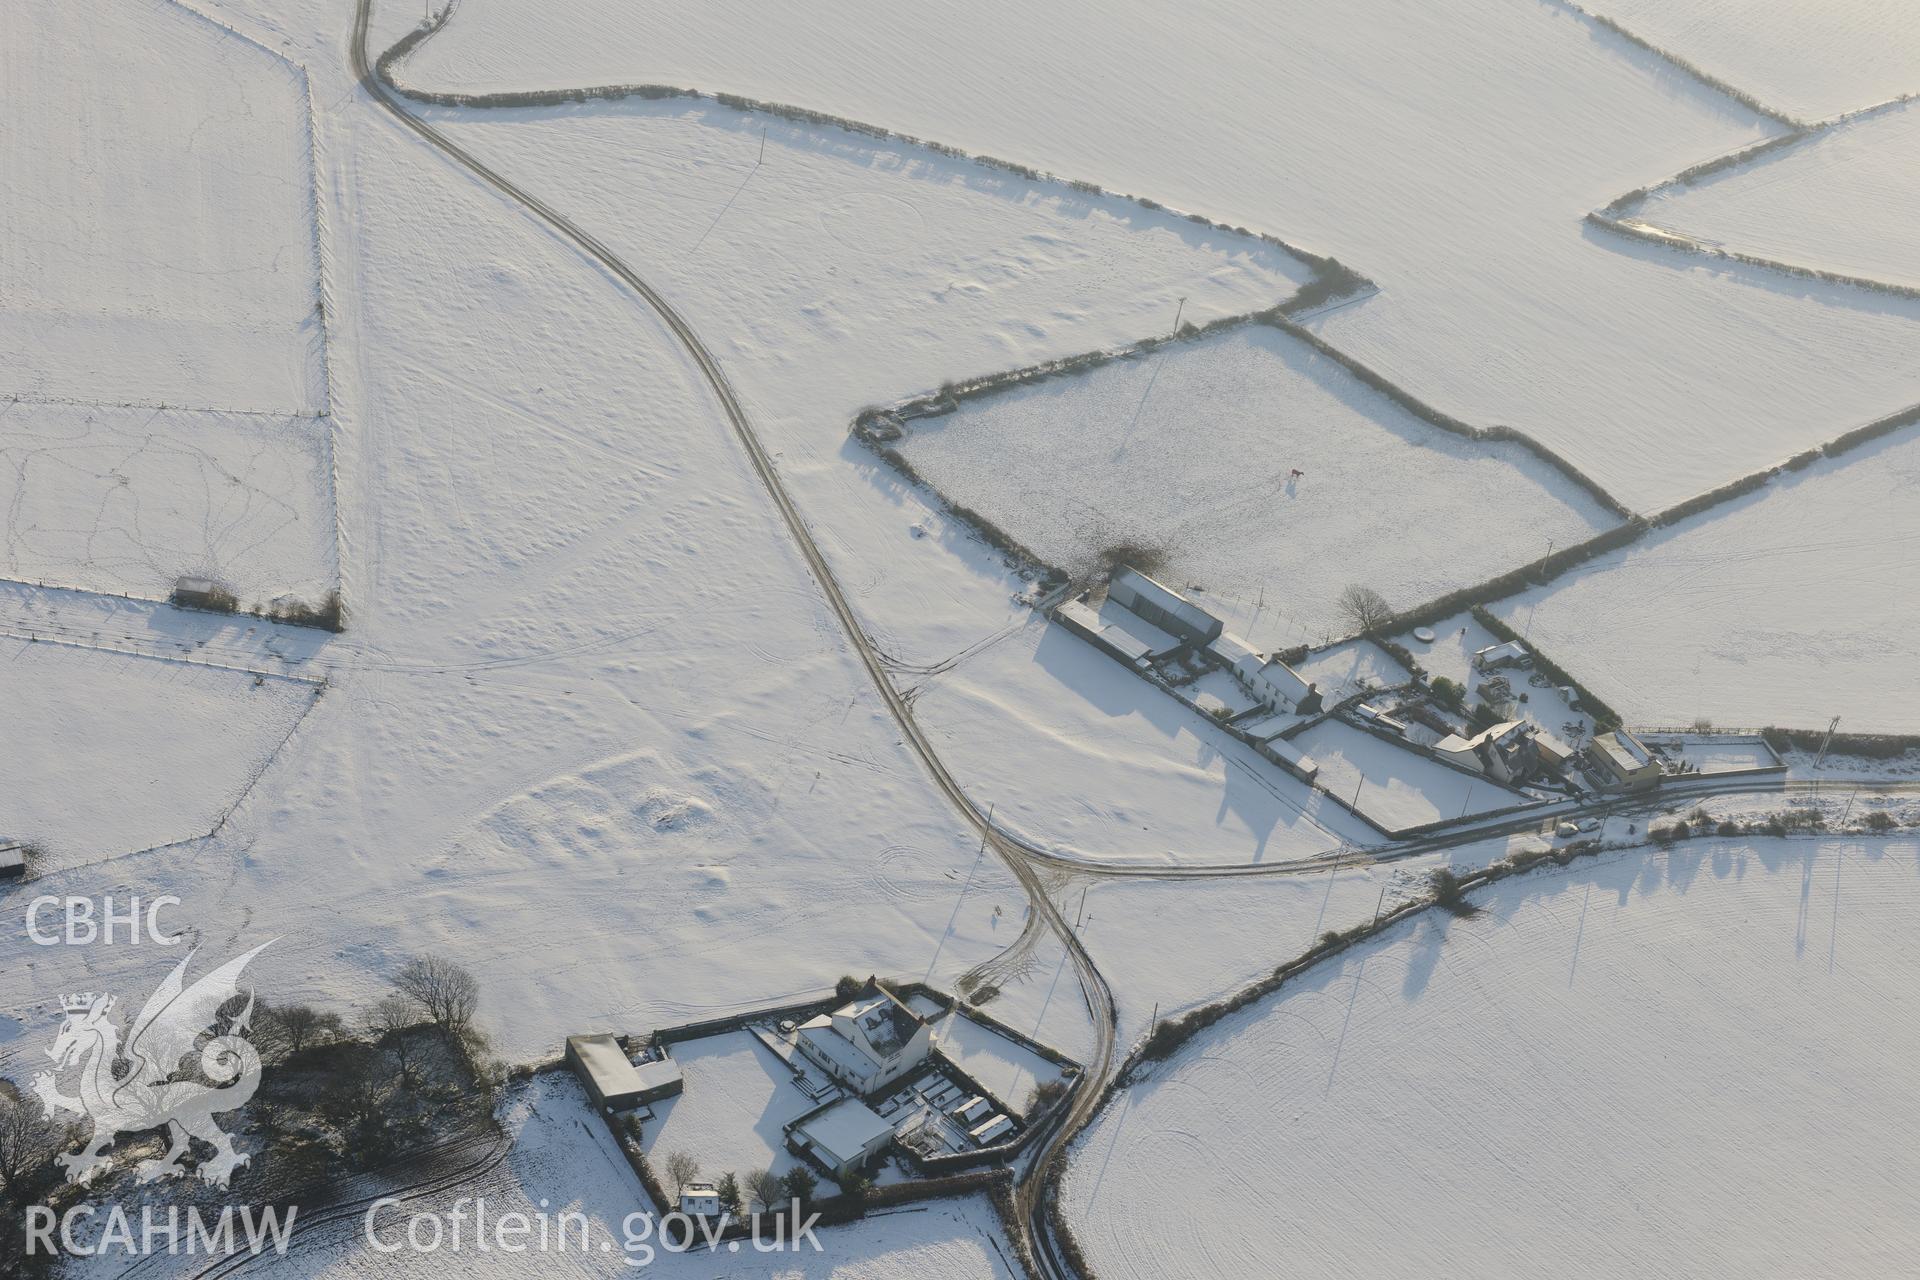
left=0, top=1089, right=67, bottom=1199
left=366, top=995, right=422, bottom=1089
left=1335, top=584, right=1395, bottom=636
left=256, top=1003, right=344, bottom=1061
left=1026, top=1078, right=1068, bottom=1116
left=392, top=956, right=479, bottom=1035
left=662, top=1149, right=700, bottom=1199
left=746, top=1166, right=784, bottom=1214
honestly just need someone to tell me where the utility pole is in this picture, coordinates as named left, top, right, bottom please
left=1459, top=783, right=1475, bottom=818
left=1172, top=296, right=1186, bottom=335
left=1813, top=715, right=1841, bottom=798
left=758, top=125, right=767, bottom=166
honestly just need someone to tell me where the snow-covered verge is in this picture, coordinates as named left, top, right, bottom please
left=1064, top=835, right=1920, bottom=1278
left=1491, top=425, right=1920, bottom=733
left=1, top=0, right=326, bottom=414
left=891, top=325, right=1618, bottom=637
left=0, top=402, right=337, bottom=606
left=1586, top=0, right=1920, bottom=121
left=400, top=0, right=1920, bottom=513
left=1636, top=98, right=1920, bottom=291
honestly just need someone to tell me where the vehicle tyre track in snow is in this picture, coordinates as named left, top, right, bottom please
left=350, top=3, right=1116, bottom=1270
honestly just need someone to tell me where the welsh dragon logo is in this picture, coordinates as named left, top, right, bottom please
left=32, top=942, right=272, bottom=1188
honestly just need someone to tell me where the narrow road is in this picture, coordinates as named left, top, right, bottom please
left=346, top=7, right=1917, bottom=1274
left=349, top=2, right=1114, bottom=1270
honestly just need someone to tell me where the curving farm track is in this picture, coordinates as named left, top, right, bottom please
left=349, top=0, right=1114, bottom=1269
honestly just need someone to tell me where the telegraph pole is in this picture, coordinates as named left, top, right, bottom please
left=1813, top=715, right=1841, bottom=798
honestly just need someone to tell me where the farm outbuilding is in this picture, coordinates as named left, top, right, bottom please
left=1108, top=566, right=1222, bottom=646
left=786, top=1096, right=894, bottom=1179
left=1588, top=729, right=1661, bottom=791
left=565, top=1033, right=682, bottom=1112
left=170, top=576, right=237, bottom=613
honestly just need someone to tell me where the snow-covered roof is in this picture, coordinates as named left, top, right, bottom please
left=843, top=991, right=924, bottom=1057
left=790, top=1097, right=894, bottom=1165
left=1533, top=731, right=1577, bottom=760
left=969, top=1114, right=1015, bottom=1145
left=566, top=1033, right=646, bottom=1100
left=1474, top=640, right=1529, bottom=665
left=1109, top=567, right=1222, bottom=643
left=1594, top=729, right=1653, bottom=772
left=1261, top=658, right=1313, bottom=699
left=798, top=987, right=927, bottom=1077
left=1238, top=710, right=1300, bottom=742
left=1209, top=631, right=1261, bottom=667
left=1471, top=720, right=1525, bottom=748
left=633, top=1057, right=683, bottom=1095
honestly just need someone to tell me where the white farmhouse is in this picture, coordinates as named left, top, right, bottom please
left=1213, top=631, right=1323, bottom=715
left=793, top=982, right=932, bottom=1096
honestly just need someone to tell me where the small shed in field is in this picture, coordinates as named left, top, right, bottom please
left=170, top=576, right=236, bottom=613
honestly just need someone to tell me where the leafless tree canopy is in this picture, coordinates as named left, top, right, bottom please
left=257, top=1002, right=345, bottom=1061
left=392, top=955, right=479, bottom=1033
left=367, top=994, right=424, bottom=1087
left=0, top=1090, right=67, bottom=1196
left=747, top=1166, right=784, bottom=1212
left=1336, top=583, right=1395, bottom=636
left=663, top=1149, right=700, bottom=1198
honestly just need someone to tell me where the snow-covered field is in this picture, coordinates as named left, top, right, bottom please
left=1492, top=426, right=1920, bottom=733
left=9, top=0, right=1920, bottom=1273
left=0, top=402, right=336, bottom=605
left=1589, top=0, right=1920, bottom=120
left=912, top=621, right=1377, bottom=866
left=0, top=637, right=320, bottom=868
left=401, top=0, right=1920, bottom=512
left=1638, top=99, right=1920, bottom=290
left=0, top=15, right=1090, bottom=1076
left=1065, top=836, right=1920, bottom=1278
left=892, top=325, right=1617, bottom=634
left=2, top=0, right=326, bottom=414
